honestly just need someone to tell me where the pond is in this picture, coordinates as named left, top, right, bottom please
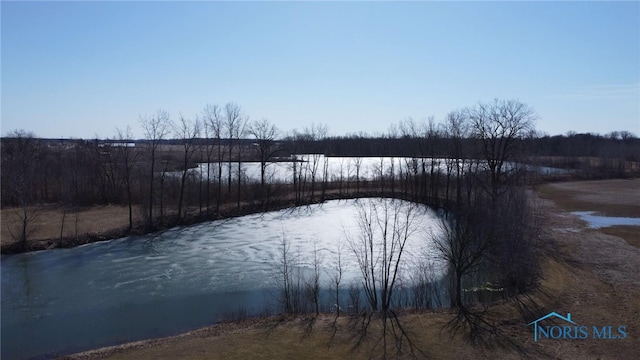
left=1, top=198, right=446, bottom=359
left=572, top=211, right=640, bottom=228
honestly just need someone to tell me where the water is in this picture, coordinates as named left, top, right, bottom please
left=1, top=198, right=445, bottom=359
left=182, top=155, right=570, bottom=184
left=572, top=211, right=640, bottom=229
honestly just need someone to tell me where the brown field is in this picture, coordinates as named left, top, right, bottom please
left=1, top=205, right=137, bottom=248
left=537, top=178, right=640, bottom=248
left=60, top=179, right=640, bottom=360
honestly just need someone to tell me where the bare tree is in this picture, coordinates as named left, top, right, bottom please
left=305, top=238, right=323, bottom=316
left=347, top=198, right=422, bottom=355
left=375, top=156, right=385, bottom=193
left=444, top=110, right=471, bottom=207
left=174, top=115, right=201, bottom=220
left=433, top=206, right=490, bottom=310
left=425, top=117, right=442, bottom=203
left=249, top=118, right=279, bottom=204
left=321, top=153, right=330, bottom=201
left=353, top=157, right=363, bottom=194
left=222, top=103, right=248, bottom=210
left=3, top=130, right=42, bottom=250
left=304, top=123, right=328, bottom=202
left=275, top=232, right=305, bottom=314
left=348, top=198, right=421, bottom=313
left=202, top=104, right=224, bottom=216
left=290, top=154, right=301, bottom=205
left=139, top=110, right=172, bottom=229
left=327, top=236, right=347, bottom=317
left=235, top=118, right=248, bottom=210
left=224, top=102, right=242, bottom=194
left=337, top=158, right=346, bottom=195
left=197, top=114, right=211, bottom=216
left=115, top=127, right=140, bottom=231
left=277, top=233, right=294, bottom=313
left=465, top=99, right=537, bottom=202
left=348, top=281, right=361, bottom=315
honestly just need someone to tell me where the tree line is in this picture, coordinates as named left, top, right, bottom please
left=2, top=99, right=637, bottom=251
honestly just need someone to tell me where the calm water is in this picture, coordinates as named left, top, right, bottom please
left=1, top=198, right=445, bottom=359
left=189, top=155, right=571, bottom=184
left=572, top=211, right=640, bottom=228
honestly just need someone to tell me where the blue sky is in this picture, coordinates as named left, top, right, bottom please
left=2, top=1, right=638, bottom=139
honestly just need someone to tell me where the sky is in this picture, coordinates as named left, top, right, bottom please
left=1, top=1, right=639, bottom=139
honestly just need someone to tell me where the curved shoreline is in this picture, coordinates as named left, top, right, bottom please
left=1, top=190, right=444, bottom=255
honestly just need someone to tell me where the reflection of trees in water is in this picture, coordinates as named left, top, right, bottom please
left=20, top=256, right=32, bottom=298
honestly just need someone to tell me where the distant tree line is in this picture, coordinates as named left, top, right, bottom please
left=2, top=98, right=637, bottom=251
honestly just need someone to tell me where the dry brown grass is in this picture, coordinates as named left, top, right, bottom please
left=536, top=178, right=640, bottom=217
left=1, top=205, right=137, bottom=247
left=536, top=178, right=640, bottom=248
left=600, top=225, right=640, bottom=249
left=66, top=311, right=533, bottom=360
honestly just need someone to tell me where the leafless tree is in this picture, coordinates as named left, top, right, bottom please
left=290, top=154, right=301, bottom=205
left=222, top=103, right=248, bottom=210
left=196, top=114, right=211, bottom=216
left=139, top=110, right=172, bottom=229
left=305, top=123, right=328, bottom=202
left=224, top=102, right=242, bottom=194
left=3, top=130, right=42, bottom=250
left=115, top=127, right=140, bottom=231
left=347, top=198, right=423, bottom=355
left=249, top=118, right=279, bottom=204
left=321, top=154, right=330, bottom=201
left=327, top=235, right=347, bottom=317
left=444, top=110, right=471, bottom=207
left=337, top=158, right=346, bottom=195
left=433, top=206, right=490, bottom=310
left=305, top=238, right=323, bottom=316
left=465, top=99, right=537, bottom=202
left=491, top=186, right=541, bottom=296
left=202, top=104, right=224, bottom=216
left=425, top=117, right=442, bottom=203
left=277, top=233, right=294, bottom=314
left=348, top=281, right=361, bottom=315
left=348, top=198, right=421, bottom=313
left=174, top=115, right=201, bottom=220
left=375, top=156, right=385, bottom=193
left=353, top=157, right=363, bottom=194
left=158, top=157, right=172, bottom=225
left=235, top=121, right=248, bottom=210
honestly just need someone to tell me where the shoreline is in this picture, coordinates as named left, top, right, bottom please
left=1, top=190, right=443, bottom=255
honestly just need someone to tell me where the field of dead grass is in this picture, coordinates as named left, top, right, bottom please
left=62, top=179, right=640, bottom=359
left=1, top=205, right=137, bottom=248
left=537, top=178, right=640, bottom=248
